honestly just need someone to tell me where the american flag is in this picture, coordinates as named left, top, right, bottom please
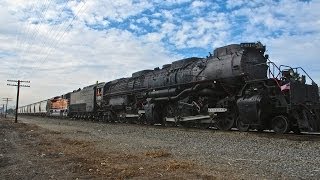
left=281, top=83, right=290, bottom=91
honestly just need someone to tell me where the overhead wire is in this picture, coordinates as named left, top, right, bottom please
left=17, top=0, right=71, bottom=76
left=20, top=0, right=88, bottom=80
left=14, top=0, right=42, bottom=52
left=19, top=0, right=53, bottom=55
left=13, top=0, right=48, bottom=78
left=20, top=0, right=86, bottom=79
left=13, top=0, right=53, bottom=79
left=15, top=0, right=72, bottom=80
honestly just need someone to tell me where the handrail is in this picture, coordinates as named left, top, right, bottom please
left=295, top=67, right=316, bottom=85
left=251, top=61, right=282, bottom=90
left=277, top=65, right=294, bottom=78
left=267, top=60, right=281, bottom=79
left=278, top=65, right=316, bottom=85
left=251, top=61, right=280, bottom=79
left=267, top=61, right=282, bottom=90
left=267, top=59, right=316, bottom=85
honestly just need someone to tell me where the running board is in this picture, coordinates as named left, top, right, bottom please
left=120, top=114, right=140, bottom=118
left=166, top=115, right=212, bottom=122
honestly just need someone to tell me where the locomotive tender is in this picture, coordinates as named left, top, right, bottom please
left=18, top=42, right=320, bottom=134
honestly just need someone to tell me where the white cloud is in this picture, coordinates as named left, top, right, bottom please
left=129, top=23, right=142, bottom=32
left=136, top=17, right=150, bottom=24
left=191, top=1, right=206, bottom=8
left=157, top=12, right=230, bottom=49
left=144, top=32, right=163, bottom=43
left=0, top=0, right=319, bottom=107
left=150, top=19, right=162, bottom=28
left=0, top=0, right=179, bottom=106
left=158, top=0, right=192, bottom=6
left=226, top=0, right=246, bottom=9
left=162, top=10, right=175, bottom=21
left=79, top=0, right=153, bottom=22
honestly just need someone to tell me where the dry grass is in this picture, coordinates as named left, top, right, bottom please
left=166, top=160, right=194, bottom=171
left=145, top=150, right=171, bottom=158
left=34, top=132, right=202, bottom=179
left=1, top=119, right=220, bottom=179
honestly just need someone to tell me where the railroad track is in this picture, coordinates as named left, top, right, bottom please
left=18, top=115, right=320, bottom=142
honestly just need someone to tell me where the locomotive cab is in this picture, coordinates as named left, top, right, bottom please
left=237, top=61, right=320, bottom=133
left=280, top=67, right=320, bottom=132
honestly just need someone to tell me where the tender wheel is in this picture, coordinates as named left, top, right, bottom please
left=107, top=111, right=117, bottom=123
left=257, top=127, right=264, bottom=132
left=197, top=123, right=211, bottom=129
left=236, top=117, right=249, bottom=132
left=163, top=120, right=176, bottom=127
left=292, top=126, right=301, bottom=134
left=216, top=114, right=235, bottom=131
left=272, top=115, right=289, bottom=134
left=137, top=114, right=145, bottom=125
left=302, top=109, right=317, bottom=131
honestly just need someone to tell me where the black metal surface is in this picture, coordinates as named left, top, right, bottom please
left=237, top=95, right=263, bottom=125
left=17, top=42, right=320, bottom=134
left=290, top=82, right=319, bottom=104
left=103, top=42, right=268, bottom=96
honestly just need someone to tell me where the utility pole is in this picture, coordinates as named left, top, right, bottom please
left=1, top=104, right=4, bottom=117
left=2, top=98, right=12, bottom=118
left=7, top=80, right=30, bottom=123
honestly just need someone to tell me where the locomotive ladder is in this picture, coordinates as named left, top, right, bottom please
left=267, top=61, right=283, bottom=90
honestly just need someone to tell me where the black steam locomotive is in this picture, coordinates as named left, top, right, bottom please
left=19, top=42, right=320, bottom=134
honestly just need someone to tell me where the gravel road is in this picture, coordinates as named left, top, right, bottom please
left=16, top=116, right=320, bottom=179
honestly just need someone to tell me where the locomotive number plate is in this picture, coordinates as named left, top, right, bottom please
left=208, top=108, right=227, bottom=113
left=240, top=43, right=256, bottom=48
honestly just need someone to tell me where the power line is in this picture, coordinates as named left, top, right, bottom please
left=18, top=0, right=53, bottom=60
left=15, top=0, right=48, bottom=75
left=1, top=104, right=4, bottom=117
left=16, top=1, right=52, bottom=79
left=14, top=0, right=54, bottom=79
left=7, top=80, right=31, bottom=123
left=15, top=0, right=46, bottom=57
left=17, top=0, right=72, bottom=79
left=20, top=0, right=87, bottom=79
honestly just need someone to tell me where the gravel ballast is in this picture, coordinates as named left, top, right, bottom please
left=19, top=116, right=320, bottom=179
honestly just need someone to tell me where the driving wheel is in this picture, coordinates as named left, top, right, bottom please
left=272, top=115, right=289, bottom=134
left=236, top=117, right=249, bottom=132
left=216, top=114, right=235, bottom=130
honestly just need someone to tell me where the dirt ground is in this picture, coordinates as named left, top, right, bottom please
left=0, top=117, right=231, bottom=179
left=2, top=116, right=320, bottom=179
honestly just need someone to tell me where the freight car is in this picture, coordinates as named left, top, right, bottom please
left=32, top=100, right=47, bottom=116
left=20, top=96, right=69, bottom=117
left=18, top=42, right=320, bottom=134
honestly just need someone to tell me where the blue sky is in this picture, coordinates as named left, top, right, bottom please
left=0, top=0, right=319, bottom=106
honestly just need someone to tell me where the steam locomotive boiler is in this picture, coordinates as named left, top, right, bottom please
left=18, top=42, right=320, bottom=134
left=100, top=42, right=280, bottom=130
